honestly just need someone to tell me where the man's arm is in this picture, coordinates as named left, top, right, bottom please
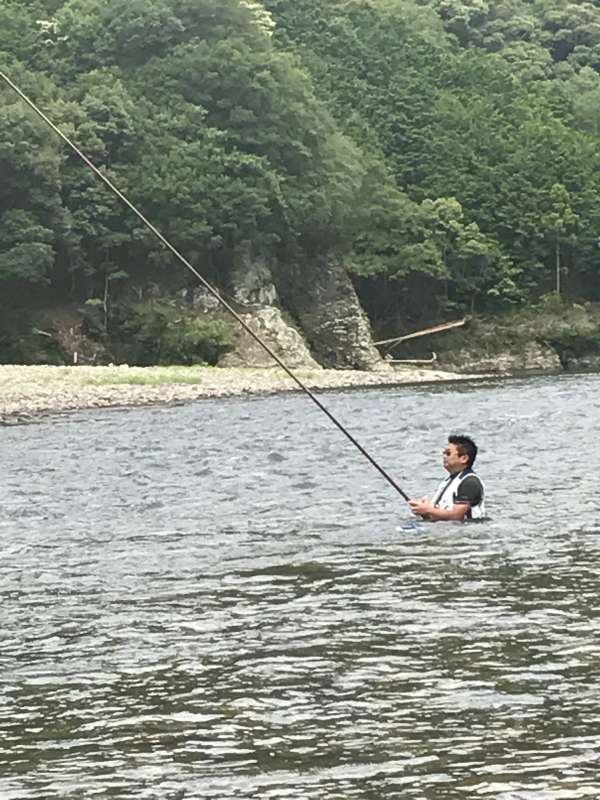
left=409, top=475, right=482, bottom=521
left=408, top=497, right=471, bottom=521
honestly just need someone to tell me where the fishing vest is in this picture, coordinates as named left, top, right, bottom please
left=432, top=469, right=486, bottom=521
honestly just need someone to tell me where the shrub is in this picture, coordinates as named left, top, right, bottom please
left=546, top=329, right=600, bottom=363
left=108, top=301, right=235, bottom=366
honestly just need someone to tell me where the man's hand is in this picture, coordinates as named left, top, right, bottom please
left=409, top=497, right=471, bottom=522
left=409, top=496, right=434, bottom=518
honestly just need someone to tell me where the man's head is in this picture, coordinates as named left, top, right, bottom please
left=443, top=434, right=478, bottom=474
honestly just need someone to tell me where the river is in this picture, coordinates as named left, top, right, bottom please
left=1, top=373, right=599, bottom=799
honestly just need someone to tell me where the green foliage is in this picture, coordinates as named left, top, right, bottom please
left=0, top=68, right=64, bottom=284
left=420, top=0, right=600, bottom=75
left=0, top=210, right=55, bottom=282
left=267, top=0, right=600, bottom=319
left=4, top=0, right=600, bottom=352
left=546, top=329, right=600, bottom=363
left=536, top=290, right=565, bottom=310
left=0, top=308, right=66, bottom=364
left=0, top=331, right=65, bottom=365
left=0, top=3, right=41, bottom=62
left=81, top=368, right=206, bottom=386
left=107, top=302, right=236, bottom=366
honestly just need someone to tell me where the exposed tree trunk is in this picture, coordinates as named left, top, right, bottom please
left=556, top=233, right=561, bottom=297
left=103, top=274, right=109, bottom=333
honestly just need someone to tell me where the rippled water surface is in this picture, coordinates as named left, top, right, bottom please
left=2, top=374, right=600, bottom=799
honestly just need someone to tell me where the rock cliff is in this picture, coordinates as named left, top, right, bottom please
left=275, top=256, right=385, bottom=371
left=215, top=250, right=386, bottom=370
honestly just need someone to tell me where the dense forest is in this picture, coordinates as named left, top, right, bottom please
left=2, top=0, right=600, bottom=364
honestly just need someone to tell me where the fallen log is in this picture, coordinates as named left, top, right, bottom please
left=385, top=352, right=437, bottom=365
left=374, top=318, right=466, bottom=353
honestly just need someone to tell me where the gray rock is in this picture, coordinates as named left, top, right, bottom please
left=564, top=354, right=600, bottom=371
left=442, top=341, right=562, bottom=374
left=188, top=287, right=221, bottom=313
left=219, top=307, right=320, bottom=369
left=230, top=243, right=278, bottom=307
left=279, top=256, right=385, bottom=371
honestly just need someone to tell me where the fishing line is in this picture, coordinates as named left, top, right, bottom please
left=0, top=69, right=410, bottom=502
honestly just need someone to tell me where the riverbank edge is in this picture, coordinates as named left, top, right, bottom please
left=0, top=363, right=496, bottom=426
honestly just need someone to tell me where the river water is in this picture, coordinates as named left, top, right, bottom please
left=1, top=373, right=599, bottom=799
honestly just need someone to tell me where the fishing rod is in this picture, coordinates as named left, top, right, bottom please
left=0, top=69, right=411, bottom=503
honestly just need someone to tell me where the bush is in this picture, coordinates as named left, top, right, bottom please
left=546, top=329, right=600, bottom=363
left=108, top=301, right=235, bottom=366
left=0, top=310, right=66, bottom=365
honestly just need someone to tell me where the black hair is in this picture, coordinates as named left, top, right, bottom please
left=448, top=434, right=478, bottom=468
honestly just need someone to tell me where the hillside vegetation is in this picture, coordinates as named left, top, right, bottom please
left=2, top=0, right=600, bottom=363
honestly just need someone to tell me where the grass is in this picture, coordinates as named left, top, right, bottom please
left=76, top=365, right=301, bottom=386
left=82, top=370, right=205, bottom=386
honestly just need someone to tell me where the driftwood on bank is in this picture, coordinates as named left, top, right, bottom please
left=385, top=352, right=437, bottom=365
left=374, top=318, right=466, bottom=354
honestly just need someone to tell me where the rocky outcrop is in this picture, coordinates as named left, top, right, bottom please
left=185, top=247, right=386, bottom=370
left=218, top=306, right=321, bottom=369
left=439, top=341, right=562, bottom=374
left=0, top=249, right=396, bottom=372
left=563, top=354, right=600, bottom=371
left=229, top=245, right=278, bottom=308
left=278, top=256, right=386, bottom=371
left=208, top=247, right=321, bottom=369
left=428, top=307, right=600, bottom=374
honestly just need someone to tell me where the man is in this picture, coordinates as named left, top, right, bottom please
left=409, top=434, right=486, bottom=522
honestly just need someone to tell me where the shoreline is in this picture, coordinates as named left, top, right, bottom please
left=0, top=363, right=493, bottom=426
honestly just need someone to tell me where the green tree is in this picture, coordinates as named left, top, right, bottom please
left=0, top=64, right=64, bottom=287
left=540, top=182, right=579, bottom=297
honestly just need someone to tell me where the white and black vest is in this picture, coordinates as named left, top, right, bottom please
left=432, top=469, right=486, bottom=521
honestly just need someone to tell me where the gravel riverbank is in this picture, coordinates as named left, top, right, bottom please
left=0, top=364, right=482, bottom=424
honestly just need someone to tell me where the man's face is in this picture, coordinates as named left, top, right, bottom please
left=442, top=443, right=468, bottom=474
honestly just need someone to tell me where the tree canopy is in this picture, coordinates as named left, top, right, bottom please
left=2, top=0, right=600, bottom=342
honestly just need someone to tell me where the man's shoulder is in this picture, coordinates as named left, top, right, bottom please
left=461, top=472, right=483, bottom=487
left=456, top=472, right=484, bottom=504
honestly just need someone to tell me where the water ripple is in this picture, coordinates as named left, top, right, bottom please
left=1, top=374, right=600, bottom=798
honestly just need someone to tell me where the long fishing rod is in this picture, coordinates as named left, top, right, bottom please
left=0, top=69, right=411, bottom=503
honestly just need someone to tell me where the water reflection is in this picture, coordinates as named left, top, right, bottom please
left=1, top=374, right=600, bottom=798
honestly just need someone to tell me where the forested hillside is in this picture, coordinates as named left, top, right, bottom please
left=2, top=0, right=600, bottom=364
